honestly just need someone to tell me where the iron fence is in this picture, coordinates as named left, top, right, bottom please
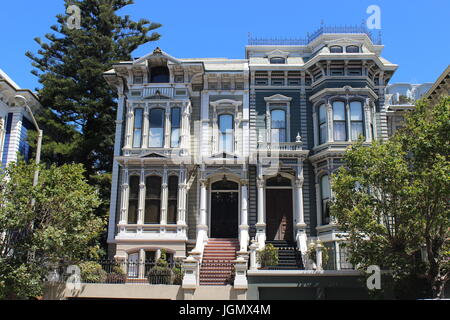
left=47, top=260, right=184, bottom=286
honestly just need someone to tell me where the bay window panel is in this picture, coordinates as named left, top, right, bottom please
left=133, top=108, right=143, bottom=148
left=128, top=176, right=140, bottom=224
left=350, top=101, right=364, bottom=140
left=271, top=109, right=286, bottom=143
left=318, top=104, right=327, bottom=144
left=333, top=101, right=347, bottom=141
left=320, top=175, right=331, bottom=225
left=149, top=109, right=165, bottom=148
left=171, top=108, right=181, bottom=148
left=219, top=114, right=234, bottom=153
left=144, top=176, right=161, bottom=224
left=167, top=176, right=178, bottom=224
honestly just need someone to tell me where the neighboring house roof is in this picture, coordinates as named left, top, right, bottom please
left=423, top=65, right=450, bottom=103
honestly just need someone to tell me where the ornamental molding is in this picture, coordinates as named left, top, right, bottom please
left=264, top=94, right=293, bottom=103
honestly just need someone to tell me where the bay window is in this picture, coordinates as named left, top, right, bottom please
left=149, top=108, right=165, bottom=148
left=271, top=109, right=287, bottom=143
left=333, top=101, right=347, bottom=141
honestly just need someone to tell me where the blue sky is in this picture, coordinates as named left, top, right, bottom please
left=0, top=0, right=449, bottom=90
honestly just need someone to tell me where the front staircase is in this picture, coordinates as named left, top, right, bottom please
left=199, top=238, right=239, bottom=286
left=266, top=240, right=304, bottom=270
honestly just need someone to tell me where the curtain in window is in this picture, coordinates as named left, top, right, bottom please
left=171, top=108, right=181, bottom=148
left=128, top=176, right=140, bottom=224
left=133, top=108, right=143, bottom=148
left=219, top=114, right=234, bottom=153
left=333, top=101, right=347, bottom=141
left=271, top=109, right=286, bottom=143
left=149, top=109, right=165, bottom=148
left=319, top=104, right=328, bottom=144
left=350, top=101, right=364, bottom=141
left=320, top=175, right=331, bottom=225
left=167, top=176, right=178, bottom=224
left=145, top=176, right=162, bottom=224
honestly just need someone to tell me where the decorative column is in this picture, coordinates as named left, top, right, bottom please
left=193, top=178, right=209, bottom=254
left=346, top=101, right=351, bottom=142
left=160, top=167, right=168, bottom=226
left=256, top=178, right=266, bottom=248
left=315, top=181, right=322, bottom=228
left=364, top=99, right=373, bottom=142
left=177, top=167, right=187, bottom=227
left=312, top=110, right=318, bottom=147
left=142, top=105, right=150, bottom=148
left=137, top=168, right=146, bottom=226
left=138, top=248, right=146, bottom=279
left=124, top=103, right=134, bottom=149
left=164, top=107, right=171, bottom=149
left=239, top=179, right=250, bottom=253
left=119, top=167, right=130, bottom=226
left=295, top=161, right=308, bottom=255
left=316, top=241, right=324, bottom=270
left=327, top=102, right=334, bottom=143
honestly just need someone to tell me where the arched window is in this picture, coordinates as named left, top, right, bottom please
left=128, top=176, right=140, bottom=224
left=171, top=107, right=181, bottom=148
left=133, top=108, right=143, bottom=148
left=318, top=104, right=328, bottom=145
left=212, top=179, right=239, bottom=191
left=320, top=175, right=331, bottom=225
left=330, top=46, right=343, bottom=53
left=266, top=175, right=291, bottom=187
left=150, top=66, right=170, bottom=83
left=167, top=176, right=178, bottom=224
left=346, top=46, right=360, bottom=53
left=219, top=114, right=234, bottom=153
left=333, top=101, right=347, bottom=141
left=271, top=109, right=287, bottom=143
left=145, top=176, right=162, bottom=224
left=149, top=108, right=165, bottom=148
left=270, top=57, right=286, bottom=64
left=350, top=101, right=364, bottom=140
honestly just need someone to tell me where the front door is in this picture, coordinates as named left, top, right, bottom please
left=266, top=189, right=294, bottom=241
left=210, top=191, right=239, bottom=238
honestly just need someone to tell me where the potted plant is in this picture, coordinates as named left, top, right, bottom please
left=257, top=244, right=279, bottom=269
left=307, top=241, right=329, bottom=268
left=147, top=250, right=173, bottom=284
left=171, top=262, right=184, bottom=285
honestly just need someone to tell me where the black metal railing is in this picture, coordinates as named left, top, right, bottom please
left=248, top=25, right=381, bottom=46
left=47, top=260, right=184, bottom=286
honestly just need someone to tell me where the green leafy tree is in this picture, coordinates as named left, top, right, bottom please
left=331, top=96, right=449, bottom=299
left=0, top=162, right=105, bottom=299
left=25, top=0, right=161, bottom=220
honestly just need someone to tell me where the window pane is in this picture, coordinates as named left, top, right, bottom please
left=330, top=46, right=343, bottom=53
left=320, top=124, right=328, bottom=144
left=319, top=104, right=327, bottom=124
left=334, top=122, right=347, bottom=141
left=350, top=102, right=363, bottom=121
left=321, top=175, right=330, bottom=225
left=149, top=109, right=165, bottom=148
left=128, top=176, right=140, bottom=224
left=145, top=176, right=161, bottom=224
left=271, top=110, right=286, bottom=129
left=321, top=175, right=330, bottom=200
left=171, top=108, right=181, bottom=148
left=144, top=200, right=160, bottom=224
left=146, top=176, right=162, bottom=198
left=219, top=114, right=234, bottom=153
left=133, top=109, right=143, bottom=148
left=333, top=102, right=346, bottom=120
left=346, top=46, right=359, bottom=53
left=351, top=123, right=364, bottom=140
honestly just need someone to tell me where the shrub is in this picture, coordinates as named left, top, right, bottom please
left=147, top=250, right=172, bottom=285
left=307, top=242, right=329, bottom=268
left=172, top=262, right=184, bottom=285
left=79, top=262, right=107, bottom=283
left=106, top=266, right=126, bottom=284
left=257, top=244, right=279, bottom=268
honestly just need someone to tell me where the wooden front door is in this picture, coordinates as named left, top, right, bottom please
left=266, top=189, right=294, bottom=241
left=210, top=191, right=239, bottom=238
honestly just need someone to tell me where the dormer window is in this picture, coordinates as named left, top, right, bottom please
left=346, top=46, right=360, bottom=53
left=329, top=46, right=343, bottom=53
left=150, top=66, right=170, bottom=83
left=270, top=57, right=286, bottom=64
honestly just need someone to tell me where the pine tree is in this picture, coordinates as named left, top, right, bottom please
left=26, top=0, right=161, bottom=218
